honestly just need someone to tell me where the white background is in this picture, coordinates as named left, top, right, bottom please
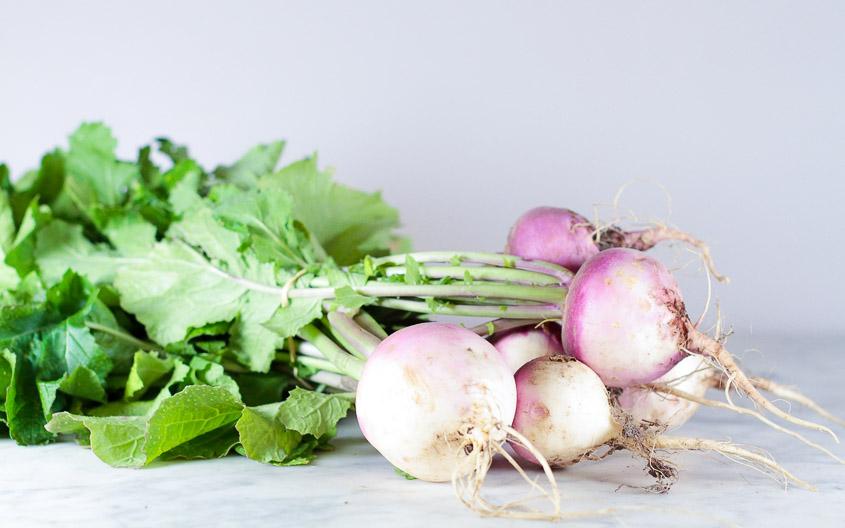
left=1, top=1, right=843, bottom=336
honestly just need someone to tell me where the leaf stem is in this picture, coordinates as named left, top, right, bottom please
left=298, top=324, right=365, bottom=380
left=381, top=265, right=561, bottom=285
left=353, top=310, right=388, bottom=339
left=375, top=299, right=563, bottom=319
left=370, top=251, right=573, bottom=283
left=469, top=318, right=540, bottom=337
left=84, top=321, right=163, bottom=351
left=298, top=355, right=347, bottom=375
left=289, top=282, right=565, bottom=304
left=327, top=312, right=382, bottom=357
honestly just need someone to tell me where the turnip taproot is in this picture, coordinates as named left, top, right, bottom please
left=511, top=356, right=814, bottom=491
left=562, top=248, right=837, bottom=440
left=505, top=206, right=727, bottom=282
left=717, top=374, right=845, bottom=428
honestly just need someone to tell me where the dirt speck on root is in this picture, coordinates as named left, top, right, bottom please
left=610, top=407, right=678, bottom=494
left=653, top=287, right=690, bottom=346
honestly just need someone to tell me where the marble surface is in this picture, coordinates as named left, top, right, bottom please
left=2, top=335, right=844, bottom=528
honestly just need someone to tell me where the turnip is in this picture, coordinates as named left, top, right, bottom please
left=490, top=323, right=563, bottom=373
left=354, top=322, right=561, bottom=519
left=618, top=358, right=845, bottom=463
left=505, top=206, right=727, bottom=282
left=562, top=247, right=837, bottom=441
left=620, top=356, right=845, bottom=431
left=617, top=356, right=711, bottom=431
left=511, top=356, right=814, bottom=491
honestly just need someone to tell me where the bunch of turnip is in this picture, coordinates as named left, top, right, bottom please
left=281, top=207, right=840, bottom=519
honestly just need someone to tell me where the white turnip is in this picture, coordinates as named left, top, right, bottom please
left=490, top=323, right=562, bottom=373
left=617, top=356, right=711, bottom=431
left=354, top=322, right=560, bottom=518
left=511, top=356, right=813, bottom=491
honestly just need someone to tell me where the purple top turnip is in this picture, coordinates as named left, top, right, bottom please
left=562, top=248, right=836, bottom=440
left=505, top=206, right=727, bottom=282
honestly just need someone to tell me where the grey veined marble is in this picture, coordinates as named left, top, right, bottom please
left=2, top=335, right=843, bottom=527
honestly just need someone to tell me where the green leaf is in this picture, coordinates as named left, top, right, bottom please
left=167, top=164, right=204, bottom=214
left=114, top=241, right=248, bottom=344
left=0, top=261, right=19, bottom=290
left=228, top=260, right=283, bottom=372
left=64, top=123, right=138, bottom=216
left=5, top=341, right=55, bottom=445
left=213, top=185, right=318, bottom=267
left=159, top=424, right=239, bottom=461
left=259, top=156, right=401, bottom=265
left=36, top=378, right=62, bottom=418
left=168, top=206, right=242, bottom=266
left=263, top=298, right=322, bottom=339
left=185, top=321, right=230, bottom=341
left=215, top=141, right=285, bottom=189
left=124, top=350, right=173, bottom=400
left=103, top=213, right=157, bottom=256
left=0, top=189, right=16, bottom=254
left=9, top=150, right=65, bottom=225
left=5, top=198, right=52, bottom=276
left=156, top=137, right=191, bottom=165
left=231, top=372, right=292, bottom=407
left=45, top=359, right=191, bottom=466
left=34, top=220, right=123, bottom=285
left=37, top=319, right=111, bottom=382
left=59, top=366, right=107, bottom=402
left=229, top=317, right=278, bottom=373
left=47, top=412, right=147, bottom=467
left=236, top=402, right=303, bottom=465
left=276, top=387, right=351, bottom=438
left=332, top=285, right=375, bottom=311
left=45, top=270, right=96, bottom=319
left=144, top=385, right=243, bottom=463
left=0, top=348, right=13, bottom=400
left=186, top=356, right=240, bottom=399
left=85, top=300, right=137, bottom=373
left=404, top=255, right=421, bottom=285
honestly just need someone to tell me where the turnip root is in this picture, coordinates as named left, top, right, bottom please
left=355, top=322, right=561, bottom=519
left=490, top=323, right=563, bottom=373
left=511, top=356, right=814, bottom=491
left=562, top=248, right=837, bottom=441
left=618, top=357, right=844, bottom=463
left=621, top=357, right=845, bottom=431
left=720, top=375, right=845, bottom=428
left=505, top=206, right=727, bottom=282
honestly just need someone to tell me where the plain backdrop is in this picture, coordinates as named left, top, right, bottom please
left=1, top=1, right=843, bottom=338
